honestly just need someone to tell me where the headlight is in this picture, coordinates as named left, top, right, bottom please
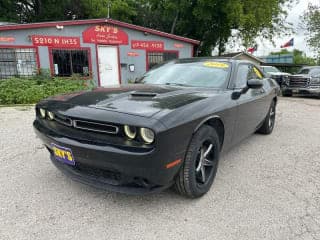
left=140, top=128, right=155, bottom=144
left=47, top=111, right=55, bottom=120
left=283, top=76, right=290, bottom=85
left=311, top=77, right=320, bottom=84
left=39, top=108, right=46, bottom=118
left=124, top=125, right=137, bottom=139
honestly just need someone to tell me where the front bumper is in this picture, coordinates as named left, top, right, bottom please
left=34, top=120, right=185, bottom=194
left=282, top=86, right=320, bottom=94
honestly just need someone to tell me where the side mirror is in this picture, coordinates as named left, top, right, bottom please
left=247, top=79, right=263, bottom=89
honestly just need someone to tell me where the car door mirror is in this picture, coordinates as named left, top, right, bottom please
left=247, top=79, right=263, bottom=89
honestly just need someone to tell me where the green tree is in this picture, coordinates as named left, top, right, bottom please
left=79, top=0, right=137, bottom=22
left=0, top=0, right=137, bottom=23
left=236, top=0, right=291, bottom=48
left=132, top=0, right=292, bottom=56
left=0, top=0, right=19, bottom=22
left=1, top=0, right=78, bottom=22
left=302, top=4, right=320, bottom=61
left=0, top=0, right=292, bottom=57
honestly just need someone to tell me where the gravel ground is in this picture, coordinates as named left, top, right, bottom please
left=0, top=97, right=320, bottom=240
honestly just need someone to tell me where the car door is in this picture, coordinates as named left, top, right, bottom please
left=231, top=63, right=268, bottom=144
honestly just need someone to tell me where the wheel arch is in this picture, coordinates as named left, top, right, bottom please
left=194, top=116, right=225, bottom=149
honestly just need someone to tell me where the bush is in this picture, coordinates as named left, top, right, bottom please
left=0, top=77, right=94, bottom=105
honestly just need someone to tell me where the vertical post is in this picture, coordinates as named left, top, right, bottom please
left=107, top=1, right=111, bottom=19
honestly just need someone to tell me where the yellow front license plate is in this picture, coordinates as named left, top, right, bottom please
left=51, top=143, right=75, bottom=166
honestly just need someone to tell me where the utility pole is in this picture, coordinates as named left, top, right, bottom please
left=107, top=1, right=112, bottom=19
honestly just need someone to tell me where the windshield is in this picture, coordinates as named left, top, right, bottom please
left=298, top=68, right=320, bottom=76
left=262, top=66, right=280, bottom=73
left=139, top=61, right=231, bottom=88
left=298, top=68, right=310, bottom=74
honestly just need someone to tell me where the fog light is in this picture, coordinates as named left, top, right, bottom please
left=140, top=128, right=155, bottom=144
left=39, top=108, right=46, bottom=118
left=124, top=125, right=137, bottom=139
left=47, top=111, right=55, bottom=120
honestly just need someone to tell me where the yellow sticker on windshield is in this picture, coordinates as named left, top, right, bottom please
left=203, top=61, right=229, bottom=68
left=253, top=67, right=263, bottom=79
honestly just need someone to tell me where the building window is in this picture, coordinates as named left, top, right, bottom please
left=0, top=48, right=37, bottom=79
left=51, top=49, right=90, bottom=77
left=147, top=51, right=178, bottom=70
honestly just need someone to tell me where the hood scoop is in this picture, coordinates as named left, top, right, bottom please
left=130, top=91, right=158, bottom=98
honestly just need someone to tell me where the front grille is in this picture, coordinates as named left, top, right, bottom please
left=73, top=120, right=119, bottom=134
left=289, top=77, right=310, bottom=87
left=76, top=163, right=122, bottom=183
left=51, top=113, right=120, bottom=135
left=54, top=113, right=72, bottom=126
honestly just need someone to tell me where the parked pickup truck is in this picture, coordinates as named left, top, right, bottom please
left=260, top=66, right=290, bottom=87
left=282, top=66, right=320, bottom=97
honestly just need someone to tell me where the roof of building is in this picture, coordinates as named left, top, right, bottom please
left=0, top=18, right=200, bottom=45
left=220, top=51, right=264, bottom=63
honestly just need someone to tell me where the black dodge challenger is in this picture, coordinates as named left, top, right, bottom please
left=33, top=58, right=279, bottom=198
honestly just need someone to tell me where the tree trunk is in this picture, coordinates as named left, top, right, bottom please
left=34, top=0, right=42, bottom=19
left=170, top=10, right=179, bottom=34
left=218, top=38, right=223, bottom=56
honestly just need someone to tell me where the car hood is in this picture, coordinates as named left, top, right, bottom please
left=47, top=84, right=211, bottom=118
left=269, top=72, right=291, bottom=76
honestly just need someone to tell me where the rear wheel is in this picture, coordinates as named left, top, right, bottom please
left=257, top=100, right=276, bottom=135
left=282, top=90, right=292, bottom=97
left=174, top=125, right=220, bottom=198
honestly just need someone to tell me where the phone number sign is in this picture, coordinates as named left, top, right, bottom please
left=131, top=40, right=164, bottom=51
left=32, top=35, right=80, bottom=48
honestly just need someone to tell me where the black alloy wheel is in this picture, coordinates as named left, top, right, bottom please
left=174, top=125, right=220, bottom=198
left=195, top=139, right=216, bottom=186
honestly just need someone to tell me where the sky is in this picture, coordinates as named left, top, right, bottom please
left=221, top=0, right=320, bottom=57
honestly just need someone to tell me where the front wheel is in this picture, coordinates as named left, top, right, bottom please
left=174, top=125, right=220, bottom=198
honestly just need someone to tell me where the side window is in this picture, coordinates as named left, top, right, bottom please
left=51, top=49, right=90, bottom=77
left=235, top=64, right=250, bottom=88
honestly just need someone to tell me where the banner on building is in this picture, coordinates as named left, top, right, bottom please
left=83, top=25, right=128, bottom=45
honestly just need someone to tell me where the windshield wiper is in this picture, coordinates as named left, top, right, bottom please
left=164, top=82, right=191, bottom=87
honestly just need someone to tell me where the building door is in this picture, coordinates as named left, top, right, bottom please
left=97, top=45, right=120, bottom=86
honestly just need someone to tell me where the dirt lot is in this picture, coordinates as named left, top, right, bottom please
left=0, top=96, right=320, bottom=240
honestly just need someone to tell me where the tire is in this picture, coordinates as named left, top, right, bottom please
left=282, top=90, right=292, bottom=97
left=257, top=100, right=276, bottom=135
left=174, top=125, right=220, bottom=198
